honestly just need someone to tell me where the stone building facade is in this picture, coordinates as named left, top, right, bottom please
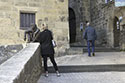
left=69, top=0, right=125, bottom=50
left=0, top=0, right=69, bottom=55
left=90, top=0, right=125, bottom=50
left=0, top=0, right=125, bottom=54
left=90, top=0, right=114, bottom=47
left=69, top=0, right=90, bottom=44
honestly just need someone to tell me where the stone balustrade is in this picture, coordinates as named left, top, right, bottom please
left=0, top=43, right=42, bottom=83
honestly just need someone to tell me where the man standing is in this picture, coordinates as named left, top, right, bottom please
left=24, top=24, right=40, bottom=43
left=83, top=21, right=97, bottom=57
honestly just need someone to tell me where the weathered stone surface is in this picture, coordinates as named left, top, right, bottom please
left=29, top=2, right=41, bottom=7
left=120, top=27, right=125, bottom=50
left=90, top=0, right=125, bottom=50
left=38, top=72, right=125, bottom=83
left=0, top=18, right=11, bottom=27
left=90, top=0, right=112, bottom=46
left=0, top=5, right=12, bottom=11
left=15, top=2, right=28, bottom=6
left=69, top=0, right=90, bottom=43
left=0, top=43, right=42, bottom=83
left=0, top=0, right=69, bottom=56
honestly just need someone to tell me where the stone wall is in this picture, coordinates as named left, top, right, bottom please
left=0, top=43, right=42, bottom=83
left=120, top=26, right=125, bottom=50
left=0, top=0, right=69, bottom=55
left=118, top=8, right=125, bottom=50
left=90, top=0, right=115, bottom=47
left=69, top=0, right=125, bottom=49
left=90, top=0, right=125, bottom=50
left=69, top=0, right=90, bottom=43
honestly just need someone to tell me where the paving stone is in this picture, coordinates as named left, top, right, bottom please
left=38, top=52, right=125, bottom=83
left=38, top=72, right=125, bottom=83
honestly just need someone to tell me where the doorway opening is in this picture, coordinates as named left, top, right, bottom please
left=113, top=17, right=120, bottom=47
left=69, top=8, right=76, bottom=44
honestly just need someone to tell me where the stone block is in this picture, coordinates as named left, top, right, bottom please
left=29, top=2, right=41, bottom=7
left=15, top=2, right=28, bottom=6
left=0, top=12, right=4, bottom=17
left=0, top=18, right=11, bottom=27
left=0, top=5, right=12, bottom=11
left=0, top=0, right=13, bottom=2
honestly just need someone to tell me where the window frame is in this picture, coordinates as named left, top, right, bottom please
left=20, top=12, right=36, bottom=30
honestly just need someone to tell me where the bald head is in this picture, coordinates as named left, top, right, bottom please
left=86, top=21, right=90, bottom=26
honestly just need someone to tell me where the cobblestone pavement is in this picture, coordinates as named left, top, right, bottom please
left=38, top=72, right=125, bottom=83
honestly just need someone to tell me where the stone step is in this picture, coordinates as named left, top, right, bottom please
left=65, top=47, right=83, bottom=55
left=65, top=47, right=120, bottom=55
left=48, top=64, right=125, bottom=73
left=83, top=47, right=120, bottom=52
left=38, top=72, right=125, bottom=83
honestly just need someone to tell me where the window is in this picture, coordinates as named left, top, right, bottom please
left=20, top=13, right=35, bottom=30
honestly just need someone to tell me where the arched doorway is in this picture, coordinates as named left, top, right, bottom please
left=113, top=17, right=120, bottom=47
left=69, top=8, right=76, bottom=44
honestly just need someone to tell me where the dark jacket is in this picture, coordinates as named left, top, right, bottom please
left=24, top=28, right=40, bottom=42
left=83, top=26, right=97, bottom=41
left=32, top=28, right=40, bottom=42
left=37, top=29, right=55, bottom=55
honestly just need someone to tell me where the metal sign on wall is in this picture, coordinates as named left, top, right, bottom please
left=115, top=0, right=125, bottom=7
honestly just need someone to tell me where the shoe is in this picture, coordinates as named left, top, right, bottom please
left=45, top=71, right=48, bottom=77
left=92, top=53, right=95, bottom=56
left=56, top=71, right=61, bottom=77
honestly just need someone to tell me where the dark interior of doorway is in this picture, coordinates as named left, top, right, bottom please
left=114, top=16, right=120, bottom=47
left=69, top=8, right=76, bottom=44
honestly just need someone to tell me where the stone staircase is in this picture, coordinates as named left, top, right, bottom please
left=38, top=52, right=125, bottom=83
left=47, top=52, right=125, bottom=73
left=65, top=46, right=120, bottom=55
left=65, top=47, right=83, bottom=55
left=48, top=64, right=125, bottom=73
